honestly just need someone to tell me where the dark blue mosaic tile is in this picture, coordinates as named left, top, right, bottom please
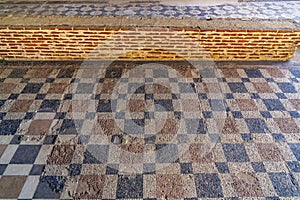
left=30, top=164, right=45, bottom=175
left=252, top=162, right=266, bottom=172
left=277, top=82, right=297, bottom=93
left=45, top=78, right=55, bottom=83
left=106, top=164, right=119, bottom=175
left=241, top=134, right=253, bottom=142
left=10, top=145, right=41, bottom=164
left=272, top=133, right=286, bottom=142
left=194, top=173, right=223, bottom=198
left=8, top=69, right=28, bottom=78
left=57, top=69, right=75, bottom=78
left=19, top=79, right=29, bottom=84
left=244, top=69, right=263, bottom=78
left=91, top=94, right=101, bottom=100
left=10, top=135, right=24, bottom=144
left=0, top=164, right=7, bottom=175
left=289, top=143, right=300, bottom=161
left=54, top=112, right=66, bottom=119
left=275, top=93, right=287, bottom=99
left=0, top=100, right=5, bottom=108
left=289, top=111, right=300, bottom=118
left=203, top=111, right=213, bottom=118
left=24, top=112, right=35, bottom=120
left=185, top=119, right=206, bottom=134
left=250, top=93, right=260, bottom=99
left=265, top=197, right=280, bottom=200
left=241, top=78, right=250, bottom=82
left=154, top=99, right=173, bottom=111
left=225, top=93, right=234, bottom=99
left=59, top=119, right=83, bottom=134
left=144, top=112, right=154, bottom=119
left=199, top=93, right=208, bottom=99
left=0, top=119, right=22, bottom=135
left=180, top=163, right=193, bottom=174
left=260, top=111, right=272, bottom=118
left=215, top=162, right=229, bottom=173
left=34, top=176, right=65, bottom=198
left=263, top=99, right=286, bottom=111
left=43, top=135, right=57, bottom=144
left=97, top=99, right=116, bottom=112
left=269, top=173, right=300, bottom=197
left=105, top=68, right=122, bottom=78
left=144, top=135, right=156, bottom=144
left=21, top=83, right=43, bottom=94
left=83, top=144, right=109, bottom=164
left=232, top=111, right=243, bottom=118
left=222, top=143, right=250, bottom=162
left=266, top=78, right=274, bottom=82
left=116, top=175, right=143, bottom=199
left=228, top=83, right=248, bottom=93
left=35, top=93, right=46, bottom=100
left=8, top=93, right=19, bottom=100
left=68, top=164, right=82, bottom=176
left=0, top=112, right=6, bottom=120
left=63, top=93, right=73, bottom=100
left=290, top=69, right=300, bottom=78
left=245, top=118, right=268, bottom=133
left=39, top=100, right=60, bottom=112
left=286, top=161, right=300, bottom=172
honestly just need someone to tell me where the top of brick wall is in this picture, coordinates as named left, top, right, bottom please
left=0, top=15, right=299, bottom=30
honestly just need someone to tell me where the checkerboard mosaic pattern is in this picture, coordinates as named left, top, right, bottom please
left=1, top=62, right=300, bottom=199
left=0, top=1, right=300, bottom=23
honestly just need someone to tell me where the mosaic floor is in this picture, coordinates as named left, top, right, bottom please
left=0, top=1, right=299, bottom=23
left=0, top=61, right=300, bottom=199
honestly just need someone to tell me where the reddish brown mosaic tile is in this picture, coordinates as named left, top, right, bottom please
left=189, top=143, right=214, bottom=163
left=156, top=174, right=184, bottom=199
left=231, top=172, right=264, bottom=197
left=256, top=143, right=283, bottom=161
left=9, top=100, right=33, bottom=112
left=48, top=83, right=69, bottom=94
left=266, top=69, right=285, bottom=78
left=74, top=175, right=105, bottom=199
left=289, top=99, right=300, bottom=110
left=26, top=119, right=52, bottom=135
left=47, top=145, right=75, bottom=165
left=252, top=82, right=273, bottom=93
left=274, top=118, right=300, bottom=134
left=0, top=83, right=17, bottom=94
left=222, top=117, right=239, bottom=134
left=236, top=99, right=258, bottom=111
left=0, top=176, right=27, bottom=198
left=128, top=99, right=145, bottom=112
left=221, top=69, right=240, bottom=78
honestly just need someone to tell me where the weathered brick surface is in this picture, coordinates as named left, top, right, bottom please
left=0, top=27, right=299, bottom=61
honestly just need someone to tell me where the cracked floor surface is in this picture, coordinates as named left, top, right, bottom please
left=0, top=61, right=300, bottom=199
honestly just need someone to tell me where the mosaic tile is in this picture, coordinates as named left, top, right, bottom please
left=0, top=64, right=300, bottom=199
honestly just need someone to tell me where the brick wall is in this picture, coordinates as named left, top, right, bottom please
left=0, top=27, right=300, bottom=61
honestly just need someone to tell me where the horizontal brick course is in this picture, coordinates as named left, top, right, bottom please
left=0, top=27, right=299, bottom=61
